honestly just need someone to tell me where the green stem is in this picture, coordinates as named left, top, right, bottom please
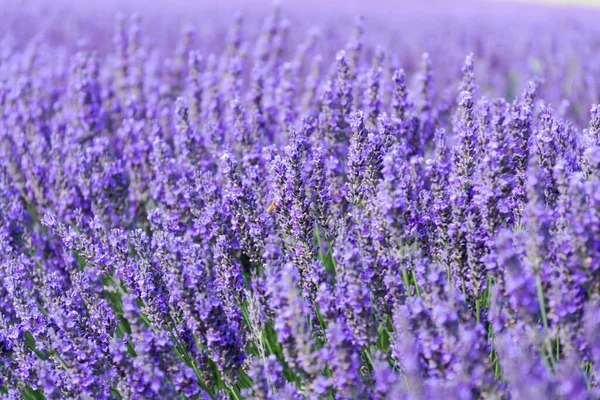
left=315, top=224, right=324, bottom=259
left=400, top=265, right=411, bottom=295
left=535, top=273, right=556, bottom=367
left=411, top=271, right=421, bottom=297
left=227, top=385, right=242, bottom=400
left=556, top=332, right=560, bottom=362
left=535, top=273, right=549, bottom=331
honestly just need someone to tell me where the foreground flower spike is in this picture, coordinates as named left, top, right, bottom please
left=390, top=305, right=426, bottom=397
left=323, top=318, right=368, bottom=399
left=3, top=2, right=600, bottom=398
left=335, top=50, right=354, bottom=138
left=114, top=295, right=203, bottom=399
left=365, top=46, right=385, bottom=125
left=345, top=110, right=369, bottom=206
left=392, top=69, right=409, bottom=122
left=333, top=234, right=377, bottom=347
left=273, top=262, right=323, bottom=382
left=585, top=300, right=600, bottom=384
left=450, top=88, right=478, bottom=293
left=587, top=104, right=600, bottom=146
left=510, top=82, right=538, bottom=220
left=495, top=324, right=558, bottom=399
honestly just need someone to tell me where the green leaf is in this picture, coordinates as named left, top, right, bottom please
left=23, top=386, right=47, bottom=400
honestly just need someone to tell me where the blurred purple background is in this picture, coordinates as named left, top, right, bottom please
left=2, top=0, right=600, bottom=124
left=2, top=0, right=597, bottom=51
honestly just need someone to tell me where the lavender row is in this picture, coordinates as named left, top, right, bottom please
left=1, top=4, right=600, bottom=399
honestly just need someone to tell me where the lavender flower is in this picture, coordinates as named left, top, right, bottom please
left=1, top=2, right=600, bottom=398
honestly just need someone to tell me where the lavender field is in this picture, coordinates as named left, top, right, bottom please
left=2, top=0, right=600, bottom=398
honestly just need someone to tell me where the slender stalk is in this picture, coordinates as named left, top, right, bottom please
left=535, top=272, right=555, bottom=367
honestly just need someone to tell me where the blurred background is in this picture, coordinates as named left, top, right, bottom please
left=518, top=0, right=600, bottom=5
left=1, top=0, right=600, bottom=125
left=2, top=0, right=598, bottom=49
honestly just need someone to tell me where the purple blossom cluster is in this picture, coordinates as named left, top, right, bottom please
left=2, top=1, right=600, bottom=399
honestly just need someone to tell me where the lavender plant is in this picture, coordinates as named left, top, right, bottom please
left=2, top=1, right=600, bottom=399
